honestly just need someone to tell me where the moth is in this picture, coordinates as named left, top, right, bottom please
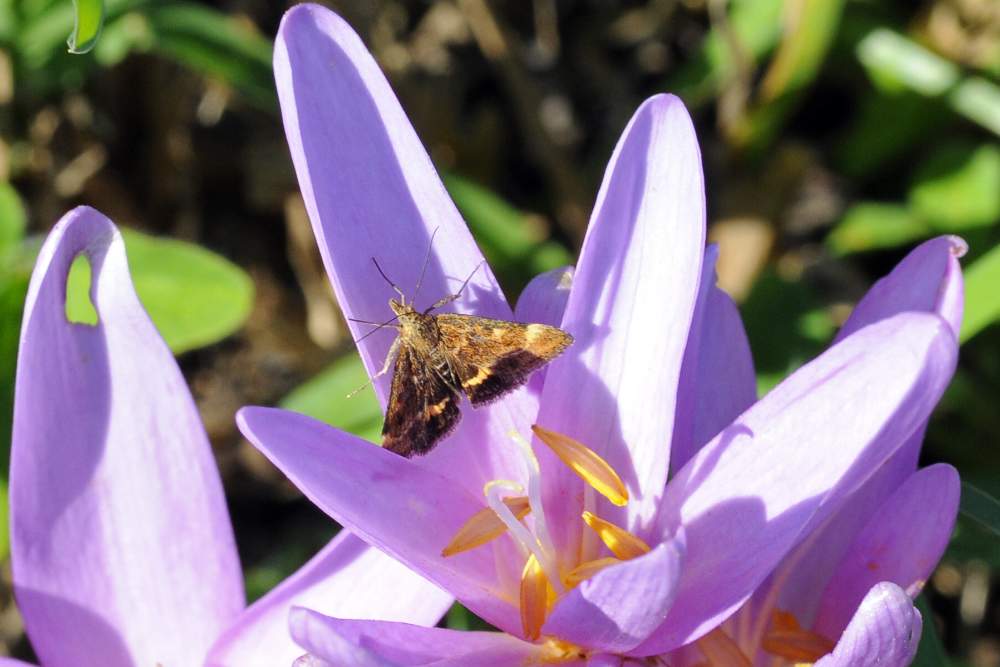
left=356, top=257, right=573, bottom=457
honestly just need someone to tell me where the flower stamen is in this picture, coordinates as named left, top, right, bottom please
left=441, top=496, right=531, bottom=557
left=564, top=557, right=621, bottom=586
left=581, top=511, right=650, bottom=560
left=532, top=425, right=629, bottom=506
left=761, top=610, right=835, bottom=662
left=520, top=554, right=549, bottom=640
left=695, top=627, right=753, bottom=667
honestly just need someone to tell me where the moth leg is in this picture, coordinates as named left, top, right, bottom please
left=347, top=336, right=401, bottom=398
left=426, top=260, right=485, bottom=313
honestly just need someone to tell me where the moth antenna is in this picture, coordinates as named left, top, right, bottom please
left=353, top=314, right=401, bottom=345
left=412, top=227, right=440, bottom=303
left=426, top=260, right=485, bottom=313
left=372, top=257, right=406, bottom=302
left=348, top=317, right=385, bottom=327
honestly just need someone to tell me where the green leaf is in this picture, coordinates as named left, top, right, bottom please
left=912, top=595, right=951, bottom=666
left=667, top=0, right=785, bottom=107
left=279, top=353, right=383, bottom=443
left=143, top=3, right=275, bottom=109
left=909, top=143, right=1000, bottom=232
left=857, top=28, right=958, bottom=96
left=960, top=480, right=1000, bottom=537
left=827, top=202, right=931, bottom=255
left=960, top=243, right=1000, bottom=342
left=0, top=271, right=30, bottom=560
left=0, top=183, right=27, bottom=260
left=65, top=229, right=255, bottom=352
left=67, top=0, right=104, bottom=53
left=735, top=0, right=846, bottom=150
left=951, top=77, right=1000, bottom=136
left=856, top=28, right=1000, bottom=137
left=445, top=174, right=572, bottom=295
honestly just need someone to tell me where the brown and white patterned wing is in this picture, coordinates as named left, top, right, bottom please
left=435, top=314, right=573, bottom=407
left=381, top=344, right=462, bottom=457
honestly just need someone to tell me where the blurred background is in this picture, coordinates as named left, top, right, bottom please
left=0, top=0, right=997, bottom=663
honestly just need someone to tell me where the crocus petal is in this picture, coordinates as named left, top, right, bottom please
left=670, top=245, right=756, bottom=474
left=834, top=235, right=965, bottom=344
left=513, top=266, right=575, bottom=328
left=207, top=531, right=453, bottom=666
left=543, top=537, right=684, bottom=653
left=275, top=2, right=530, bottom=497
left=238, top=406, right=522, bottom=635
left=513, top=266, right=575, bottom=395
left=0, top=660, right=37, bottom=666
left=771, top=235, right=965, bottom=624
left=633, top=312, right=956, bottom=655
left=293, top=656, right=335, bottom=667
left=814, top=582, right=922, bottom=667
left=537, top=94, right=705, bottom=560
left=813, top=464, right=959, bottom=638
left=291, top=610, right=399, bottom=667
left=11, top=208, right=243, bottom=667
left=587, top=655, right=622, bottom=667
left=289, top=610, right=547, bottom=666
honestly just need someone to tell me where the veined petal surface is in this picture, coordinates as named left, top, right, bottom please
left=542, top=538, right=684, bottom=653
left=635, top=312, right=956, bottom=655
left=814, top=582, right=922, bottom=667
left=670, top=245, right=756, bottom=474
left=835, top=235, right=965, bottom=344
left=537, top=94, right=705, bottom=560
left=207, top=531, right=453, bottom=666
left=274, top=2, right=531, bottom=498
left=238, top=406, right=523, bottom=635
left=514, top=266, right=574, bottom=328
left=772, top=235, right=965, bottom=624
left=11, top=207, right=243, bottom=667
left=814, top=464, right=959, bottom=638
left=289, top=611, right=550, bottom=666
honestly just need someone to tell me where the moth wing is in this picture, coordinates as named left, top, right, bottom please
left=435, top=314, right=573, bottom=406
left=381, top=344, right=461, bottom=457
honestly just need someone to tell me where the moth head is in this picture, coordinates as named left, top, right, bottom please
left=389, top=298, right=409, bottom=317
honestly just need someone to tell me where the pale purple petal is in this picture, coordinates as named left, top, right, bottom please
left=208, top=531, right=453, bottom=666
left=293, top=656, right=335, bottom=667
left=291, top=610, right=399, bottom=667
left=513, top=266, right=574, bottom=395
left=543, top=537, right=684, bottom=653
left=238, top=406, right=522, bottom=635
left=275, top=3, right=532, bottom=498
left=835, top=235, right=965, bottom=343
left=813, top=464, right=959, bottom=638
left=289, top=611, right=547, bottom=666
left=514, top=266, right=574, bottom=327
left=771, top=235, right=965, bottom=624
left=670, top=245, right=756, bottom=474
left=11, top=207, right=243, bottom=666
left=814, top=582, right=922, bottom=667
left=587, top=655, right=624, bottom=667
left=632, top=312, right=956, bottom=655
left=537, top=94, right=705, bottom=561
left=0, top=660, right=37, bottom=666
left=768, top=430, right=924, bottom=626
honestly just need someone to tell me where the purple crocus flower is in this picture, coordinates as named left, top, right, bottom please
left=8, top=206, right=451, bottom=667
left=235, top=4, right=964, bottom=665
